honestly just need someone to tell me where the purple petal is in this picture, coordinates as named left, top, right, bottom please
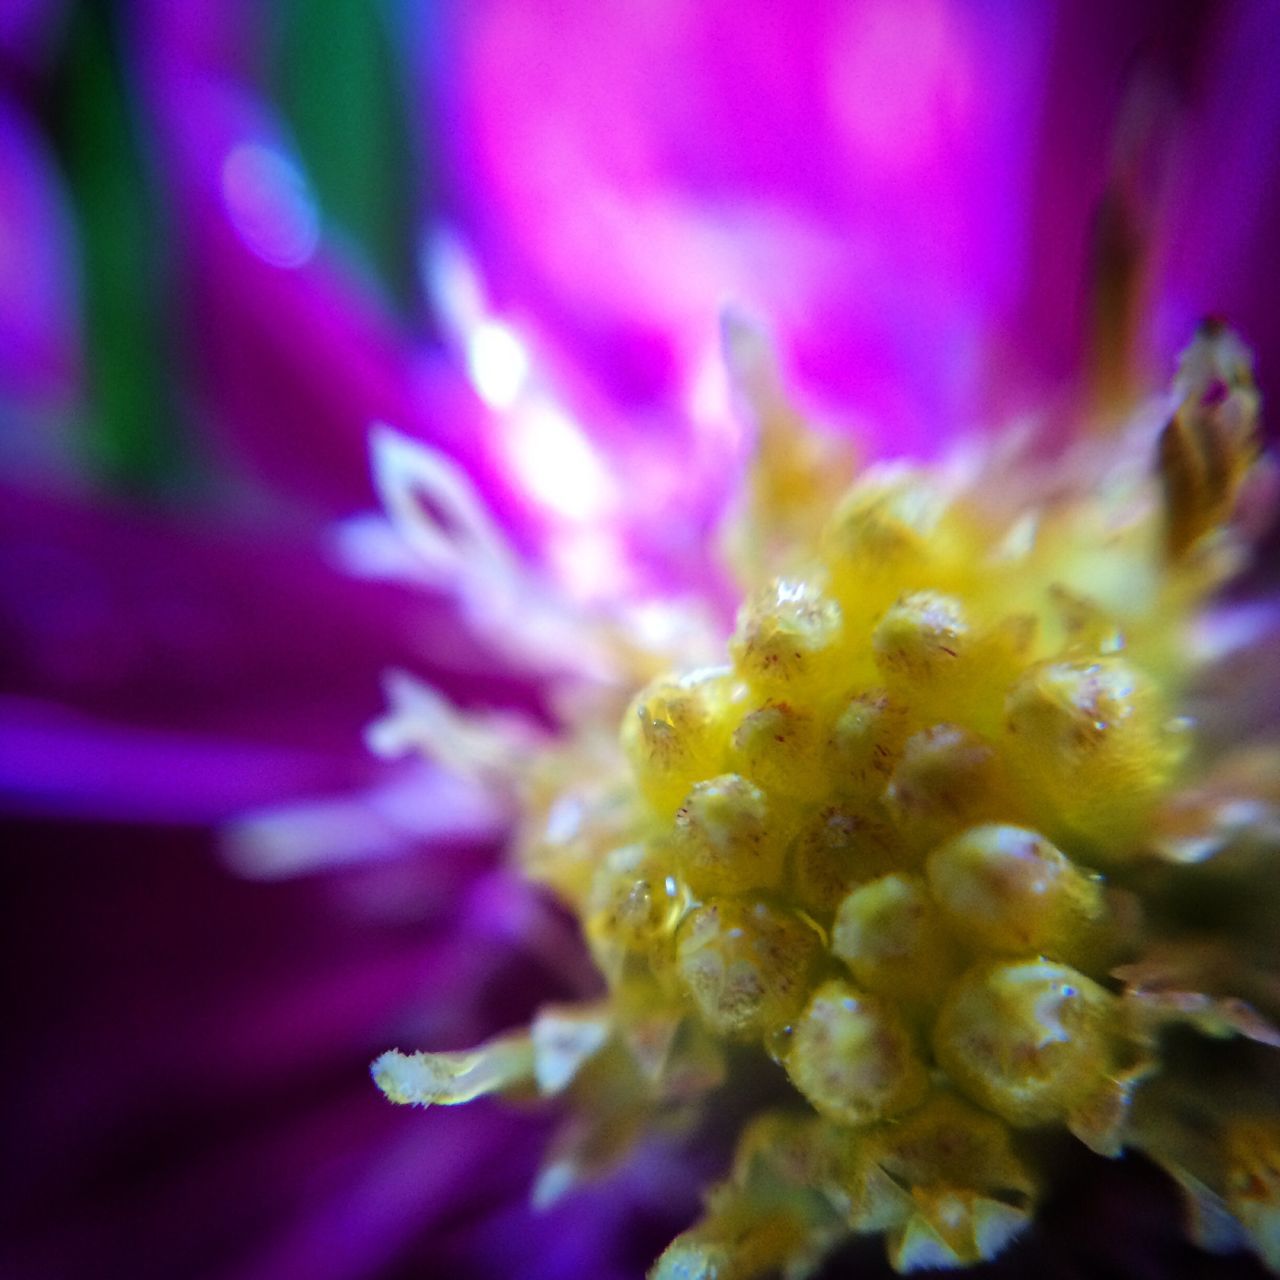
left=0, top=0, right=66, bottom=76
left=0, top=96, right=80, bottom=407
left=2, top=817, right=573, bottom=1280
left=0, top=697, right=362, bottom=821
left=1151, top=0, right=1280, bottom=402
left=0, top=482, right=542, bottom=755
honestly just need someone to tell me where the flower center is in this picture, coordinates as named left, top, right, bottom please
left=374, top=321, right=1277, bottom=1276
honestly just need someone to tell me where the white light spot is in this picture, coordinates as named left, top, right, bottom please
left=686, top=342, right=730, bottom=426
left=423, top=227, right=485, bottom=336
left=545, top=795, right=583, bottom=843
left=221, top=142, right=319, bottom=269
left=467, top=320, right=531, bottom=409
left=505, top=401, right=614, bottom=521
left=546, top=525, right=631, bottom=601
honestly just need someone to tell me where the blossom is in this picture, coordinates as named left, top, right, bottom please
left=375, top=310, right=1280, bottom=1275
left=374, top=2, right=1280, bottom=1276
left=5, top=3, right=1280, bottom=1280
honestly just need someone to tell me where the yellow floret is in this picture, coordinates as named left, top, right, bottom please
left=821, top=470, right=962, bottom=621
left=622, top=668, right=742, bottom=816
left=872, top=590, right=970, bottom=684
left=933, top=959, right=1116, bottom=1127
left=824, top=689, right=910, bottom=798
left=672, top=773, right=784, bottom=897
left=729, top=701, right=828, bottom=803
left=927, top=824, right=1105, bottom=960
left=675, top=897, right=821, bottom=1039
left=784, top=979, right=929, bottom=1126
left=787, top=806, right=897, bottom=919
left=729, top=578, right=845, bottom=699
left=885, top=724, right=1011, bottom=852
left=831, top=873, right=959, bottom=1003
left=1003, top=657, right=1186, bottom=857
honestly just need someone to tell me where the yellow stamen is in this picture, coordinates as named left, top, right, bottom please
left=374, top=322, right=1279, bottom=1277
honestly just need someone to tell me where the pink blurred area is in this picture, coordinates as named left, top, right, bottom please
left=434, top=0, right=1040, bottom=458
left=433, top=0, right=1280, bottom=450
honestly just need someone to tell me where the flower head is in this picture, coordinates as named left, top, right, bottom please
left=374, top=315, right=1280, bottom=1275
left=6, top=2, right=1280, bottom=1277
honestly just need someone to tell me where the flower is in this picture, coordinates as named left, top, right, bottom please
left=374, top=309, right=1280, bottom=1275
left=5, top=3, right=1280, bottom=1280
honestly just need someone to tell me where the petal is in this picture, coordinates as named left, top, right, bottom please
left=0, top=0, right=66, bottom=75
left=0, top=482, right=542, bottom=753
left=0, top=696, right=361, bottom=822
left=434, top=0, right=1055, bottom=451
left=0, top=96, right=80, bottom=407
left=1152, top=0, right=1280, bottom=403
left=1, top=816, right=565, bottom=1280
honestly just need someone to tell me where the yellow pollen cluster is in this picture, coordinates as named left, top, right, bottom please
left=585, top=475, right=1150, bottom=1234
left=374, top=323, right=1280, bottom=1277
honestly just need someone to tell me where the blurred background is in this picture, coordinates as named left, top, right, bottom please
left=2, top=1, right=1278, bottom=1277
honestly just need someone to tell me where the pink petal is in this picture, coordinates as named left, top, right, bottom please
left=434, top=0, right=1053, bottom=453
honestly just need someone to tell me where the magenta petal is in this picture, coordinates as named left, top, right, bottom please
left=434, top=0, right=1056, bottom=450
left=0, top=483, right=541, bottom=755
left=0, top=96, right=80, bottom=406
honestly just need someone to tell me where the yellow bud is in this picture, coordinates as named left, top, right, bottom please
left=933, top=960, right=1114, bottom=1127
left=831, top=873, right=959, bottom=1001
left=676, top=898, right=820, bottom=1039
left=730, top=578, right=843, bottom=698
left=673, top=774, right=785, bottom=897
left=865, top=1091, right=1033, bottom=1198
left=885, top=725, right=1008, bottom=851
left=788, top=807, right=895, bottom=919
left=825, top=690, right=910, bottom=799
left=1224, top=1116, right=1280, bottom=1271
left=1004, top=658, right=1183, bottom=855
left=822, top=470, right=949, bottom=594
left=873, top=592, right=969, bottom=683
left=731, top=702, right=827, bottom=803
left=927, top=824, right=1104, bottom=959
left=1159, top=320, right=1261, bottom=561
left=586, top=843, right=683, bottom=953
left=621, top=668, right=735, bottom=818
left=785, top=979, right=929, bottom=1126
